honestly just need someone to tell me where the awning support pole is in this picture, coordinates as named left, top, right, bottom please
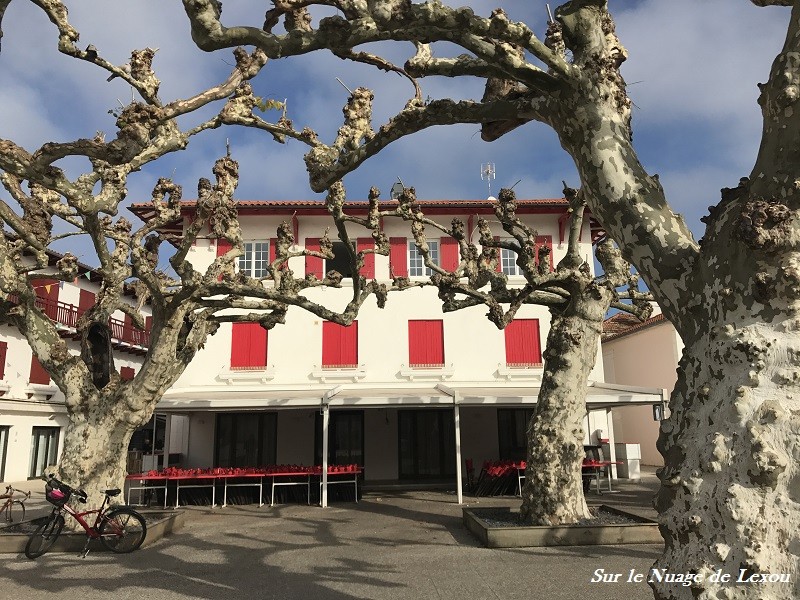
left=435, top=384, right=462, bottom=504
left=321, top=385, right=343, bottom=509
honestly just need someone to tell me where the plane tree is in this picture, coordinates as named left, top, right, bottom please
left=182, top=0, right=800, bottom=597
left=0, top=2, right=400, bottom=503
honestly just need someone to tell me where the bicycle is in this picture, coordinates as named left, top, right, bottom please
left=25, top=475, right=147, bottom=559
left=0, top=485, right=30, bottom=523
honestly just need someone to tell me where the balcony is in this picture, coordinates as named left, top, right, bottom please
left=29, top=296, right=150, bottom=355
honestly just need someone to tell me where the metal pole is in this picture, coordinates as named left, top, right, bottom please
left=321, top=404, right=329, bottom=508
left=453, top=394, right=463, bottom=505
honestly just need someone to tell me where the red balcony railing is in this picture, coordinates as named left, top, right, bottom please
left=31, top=296, right=150, bottom=348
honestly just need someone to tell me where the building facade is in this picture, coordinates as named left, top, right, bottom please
left=2, top=198, right=665, bottom=494
left=130, top=198, right=663, bottom=499
left=0, top=259, right=149, bottom=482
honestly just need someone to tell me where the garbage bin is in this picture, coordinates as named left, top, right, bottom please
left=615, top=443, right=641, bottom=480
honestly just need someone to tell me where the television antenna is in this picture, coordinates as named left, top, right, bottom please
left=480, top=162, right=496, bottom=196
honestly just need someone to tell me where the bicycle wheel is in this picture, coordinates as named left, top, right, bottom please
left=9, top=500, right=26, bottom=523
left=98, top=507, right=147, bottom=553
left=25, top=513, right=64, bottom=559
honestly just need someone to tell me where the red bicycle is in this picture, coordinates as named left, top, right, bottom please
left=25, top=475, right=146, bottom=559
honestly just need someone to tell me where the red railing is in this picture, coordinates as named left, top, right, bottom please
left=32, top=297, right=150, bottom=348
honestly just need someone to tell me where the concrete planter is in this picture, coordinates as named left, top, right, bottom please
left=0, top=509, right=185, bottom=554
left=463, top=505, right=661, bottom=548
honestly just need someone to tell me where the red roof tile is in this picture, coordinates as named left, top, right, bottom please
left=602, top=312, right=667, bottom=341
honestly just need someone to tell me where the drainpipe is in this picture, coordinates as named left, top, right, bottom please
left=436, top=383, right=462, bottom=505
left=321, top=385, right=343, bottom=508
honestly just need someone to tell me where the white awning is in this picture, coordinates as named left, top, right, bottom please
left=155, top=381, right=665, bottom=412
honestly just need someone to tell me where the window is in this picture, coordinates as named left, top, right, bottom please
left=501, top=246, right=519, bottom=276
left=408, top=240, right=439, bottom=277
left=29, top=426, right=59, bottom=478
left=0, top=341, right=6, bottom=380
left=322, top=321, right=358, bottom=368
left=504, top=319, right=542, bottom=367
left=315, top=410, right=364, bottom=466
left=29, top=355, right=50, bottom=385
left=408, top=320, right=444, bottom=368
left=230, top=323, right=268, bottom=370
left=498, top=409, right=533, bottom=461
left=239, top=241, right=270, bottom=278
left=326, top=241, right=356, bottom=278
left=215, top=412, right=277, bottom=468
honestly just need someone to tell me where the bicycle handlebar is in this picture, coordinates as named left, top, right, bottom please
left=45, top=474, right=88, bottom=503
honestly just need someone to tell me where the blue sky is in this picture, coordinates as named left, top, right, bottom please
left=0, top=1, right=792, bottom=264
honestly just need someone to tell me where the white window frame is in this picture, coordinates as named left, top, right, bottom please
left=408, top=240, right=439, bottom=277
left=239, top=241, right=270, bottom=278
left=501, top=245, right=520, bottom=276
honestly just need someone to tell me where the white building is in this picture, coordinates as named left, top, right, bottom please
left=125, top=198, right=664, bottom=497
left=1, top=198, right=666, bottom=491
left=0, top=251, right=148, bottom=482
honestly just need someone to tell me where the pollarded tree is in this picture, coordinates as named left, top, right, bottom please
left=329, top=179, right=650, bottom=524
left=0, top=3, right=399, bottom=503
left=182, top=1, right=800, bottom=598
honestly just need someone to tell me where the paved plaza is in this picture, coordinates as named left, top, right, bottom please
left=0, top=473, right=663, bottom=600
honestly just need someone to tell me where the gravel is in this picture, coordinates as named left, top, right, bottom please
left=477, top=506, right=645, bottom=528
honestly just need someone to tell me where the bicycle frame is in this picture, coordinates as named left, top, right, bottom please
left=56, top=492, right=114, bottom=539
left=1, top=486, right=29, bottom=521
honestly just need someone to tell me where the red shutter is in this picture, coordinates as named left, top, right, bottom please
left=535, top=235, right=554, bottom=272
left=408, top=320, right=444, bottom=367
left=322, top=321, right=358, bottom=367
left=305, top=238, right=323, bottom=278
left=230, top=323, right=268, bottom=369
left=120, top=366, right=135, bottom=381
left=33, top=278, right=59, bottom=320
left=357, top=238, right=375, bottom=278
left=440, top=237, right=459, bottom=271
left=216, top=238, right=232, bottom=281
left=29, top=355, right=50, bottom=385
left=216, top=238, right=232, bottom=257
left=78, top=289, right=95, bottom=316
left=269, top=238, right=277, bottom=265
left=123, top=314, right=134, bottom=343
left=0, top=341, right=7, bottom=380
left=389, top=237, right=408, bottom=277
left=505, top=319, right=542, bottom=367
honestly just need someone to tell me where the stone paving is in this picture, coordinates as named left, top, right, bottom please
left=0, top=472, right=663, bottom=600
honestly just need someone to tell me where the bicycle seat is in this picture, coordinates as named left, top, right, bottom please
left=104, top=489, right=121, bottom=497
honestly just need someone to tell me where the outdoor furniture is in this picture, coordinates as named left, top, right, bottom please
left=269, top=471, right=311, bottom=506
left=220, top=472, right=265, bottom=508
left=172, top=473, right=218, bottom=508
left=125, top=473, right=168, bottom=508
left=317, top=466, right=362, bottom=505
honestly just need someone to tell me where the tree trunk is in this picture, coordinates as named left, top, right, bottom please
left=56, top=400, right=140, bottom=508
left=520, top=281, right=611, bottom=525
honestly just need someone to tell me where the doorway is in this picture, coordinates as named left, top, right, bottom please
left=398, top=409, right=455, bottom=479
left=29, top=426, right=59, bottom=479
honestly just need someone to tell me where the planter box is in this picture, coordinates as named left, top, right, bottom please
left=0, top=509, right=185, bottom=554
left=463, top=505, right=661, bottom=548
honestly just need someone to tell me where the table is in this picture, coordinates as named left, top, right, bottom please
left=126, top=474, right=168, bottom=508
left=582, top=460, right=622, bottom=495
left=220, top=473, right=265, bottom=508
left=171, top=474, right=218, bottom=508
left=269, top=472, right=311, bottom=506
left=317, top=469, right=362, bottom=505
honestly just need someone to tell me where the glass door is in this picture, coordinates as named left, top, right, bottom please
left=315, top=410, right=364, bottom=466
left=29, top=427, right=59, bottom=479
left=398, top=410, right=455, bottom=479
